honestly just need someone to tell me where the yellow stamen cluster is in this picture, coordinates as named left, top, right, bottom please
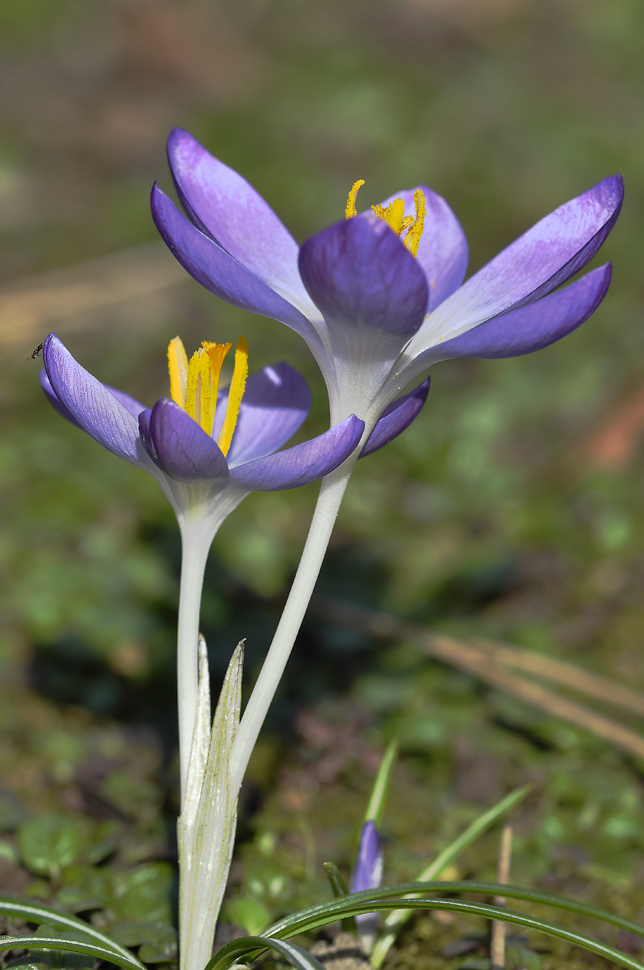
left=167, top=335, right=248, bottom=456
left=345, top=180, right=427, bottom=258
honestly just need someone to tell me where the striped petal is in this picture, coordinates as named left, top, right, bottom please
left=229, top=415, right=364, bottom=491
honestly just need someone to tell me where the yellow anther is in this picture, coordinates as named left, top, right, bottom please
left=403, top=188, right=427, bottom=258
left=217, top=336, right=248, bottom=457
left=345, top=179, right=365, bottom=219
left=168, top=337, right=189, bottom=407
left=371, top=187, right=427, bottom=258
left=167, top=337, right=237, bottom=438
left=202, top=341, right=231, bottom=434
left=371, top=198, right=413, bottom=236
left=185, top=348, right=211, bottom=425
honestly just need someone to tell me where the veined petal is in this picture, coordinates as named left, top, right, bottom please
left=229, top=414, right=364, bottom=491
left=299, top=212, right=429, bottom=338
left=215, top=362, right=312, bottom=466
left=411, top=264, right=612, bottom=371
left=360, top=378, right=430, bottom=457
left=152, top=184, right=326, bottom=355
left=40, top=370, right=81, bottom=428
left=104, top=385, right=147, bottom=419
left=168, top=128, right=313, bottom=311
left=410, top=174, right=623, bottom=352
left=43, top=334, right=141, bottom=463
left=143, top=398, right=231, bottom=484
left=351, top=821, right=384, bottom=893
left=374, top=186, right=468, bottom=312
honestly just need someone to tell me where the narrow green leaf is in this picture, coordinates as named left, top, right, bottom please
left=206, top=935, right=326, bottom=970
left=264, top=899, right=644, bottom=970
left=372, top=784, right=530, bottom=967
left=322, top=862, right=353, bottom=933
left=265, top=880, right=644, bottom=942
left=322, top=862, right=349, bottom=897
left=364, top=741, right=398, bottom=825
left=0, top=896, right=144, bottom=968
left=0, top=936, right=145, bottom=970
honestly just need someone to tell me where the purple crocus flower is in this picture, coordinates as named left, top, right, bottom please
left=350, top=820, right=384, bottom=952
left=151, top=129, right=622, bottom=433
left=351, top=820, right=384, bottom=894
left=40, top=332, right=369, bottom=535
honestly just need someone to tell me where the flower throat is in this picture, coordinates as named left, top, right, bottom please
left=345, top=180, right=427, bottom=258
left=167, top=335, right=248, bottom=455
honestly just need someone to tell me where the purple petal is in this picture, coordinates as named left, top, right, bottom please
left=40, top=369, right=81, bottom=428
left=373, top=186, right=468, bottom=312
left=360, top=378, right=430, bottom=458
left=229, top=415, right=364, bottom=491
left=421, top=175, right=622, bottom=344
left=167, top=128, right=310, bottom=309
left=427, top=263, right=612, bottom=363
left=350, top=821, right=383, bottom=894
left=298, top=213, right=429, bottom=337
left=152, top=184, right=324, bottom=349
left=43, top=334, right=141, bottom=462
left=104, top=385, right=147, bottom=419
left=142, top=398, right=230, bottom=484
left=215, top=362, right=312, bottom=466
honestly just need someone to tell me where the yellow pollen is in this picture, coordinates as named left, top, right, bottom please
left=403, top=188, right=427, bottom=258
left=344, top=180, right=427, bottom=258
left=345, top=179, right=365, bottom=219
left=166, top=336, right=239, bottom=439
left=217, top=337, right=248, bottom=456
left=202, top=340, right=232, bottom=434
left=168, top=337, right=189, bottom=407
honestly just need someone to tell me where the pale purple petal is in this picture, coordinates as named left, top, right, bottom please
left=216, top=362, right=312, bottom=467
left=43, top=334, right=140, bottom=462
left=229, top=415, right=364, bottom=491
left=350, top=821, right=383, bottom=894
left=373, top=186, right=468, bottom=312
left=167, top=128, right=311, bottom=309
left=360, top=378, right=430, bottom=458
left=422, top=263, right=612, bottom=365
left=414, top=175, right=622, bottom=350
left=40, top=370, right=81, bottom=428
left=152, top=184, right=324, bottom=350
left=299, top=213, right=429, bottom=337
left=142, top=398, right=230, bottom=484
left=104, top=385, right=147, bottom=419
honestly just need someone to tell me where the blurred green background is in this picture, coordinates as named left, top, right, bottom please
left=2, top=0, right=644, bottom=966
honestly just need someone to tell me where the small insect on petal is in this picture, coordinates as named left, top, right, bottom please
left=28, top=343, right=44, bottom=361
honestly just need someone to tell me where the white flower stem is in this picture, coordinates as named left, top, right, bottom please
left=230, top=453, right=358, bottom=790
left=177, top=516, right=212, bottom=803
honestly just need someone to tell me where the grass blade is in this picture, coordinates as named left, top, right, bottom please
left=371, top=785, right=530, bottom=966
left=364, top=742, right=398, bottom=825
left=322, top=862, right=353, bottom=932
left=264, top=899, right=644, bottom=970
left=0, top=897, right=144, bottom=967
left=0, top=935, right=145, bottom=970
left=265, top=880, right=644, bottom=941
left=206, top=935, right=326, bottom=970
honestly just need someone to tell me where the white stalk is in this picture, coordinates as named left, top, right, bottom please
left=176, top=514, right=213, bottom=803
left=230, top=451, right=359, bottom=791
